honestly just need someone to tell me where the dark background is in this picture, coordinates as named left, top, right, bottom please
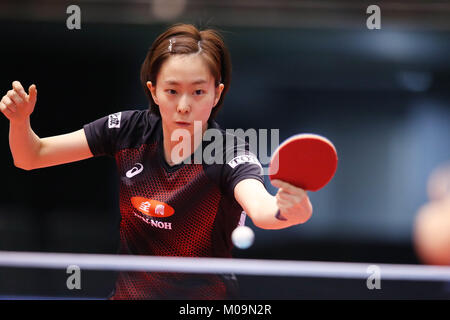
left=0, top=1, right=449, bottom=299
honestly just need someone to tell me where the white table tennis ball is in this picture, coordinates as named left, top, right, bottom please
left=232, top=226, right=255, bottom=249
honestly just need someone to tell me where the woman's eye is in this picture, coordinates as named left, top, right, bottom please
left=194, top=90, right=204, bottom=95
left=167, top=89, right=177, bottom=94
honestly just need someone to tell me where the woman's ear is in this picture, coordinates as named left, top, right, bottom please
left=147, top=81, right=159, bottom=105
left=214, top=83, right=225, bottom=107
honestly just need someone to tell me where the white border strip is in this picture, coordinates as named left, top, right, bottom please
left=0, top=251, right=449, bottom=282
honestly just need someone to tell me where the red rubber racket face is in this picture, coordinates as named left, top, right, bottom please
left=269, top=134, right=338, bottom=191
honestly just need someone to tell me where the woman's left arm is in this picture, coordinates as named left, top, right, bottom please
left=234, top=178, right=313, bottom=230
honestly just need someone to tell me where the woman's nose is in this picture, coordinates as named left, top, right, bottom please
left=177, top=95, right=191, bottom=114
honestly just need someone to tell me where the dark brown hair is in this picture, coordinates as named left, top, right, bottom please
left=140, top=23, right=232, bottom=119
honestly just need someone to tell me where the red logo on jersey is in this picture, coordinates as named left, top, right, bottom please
left=131, top=197, right=175, bottom=218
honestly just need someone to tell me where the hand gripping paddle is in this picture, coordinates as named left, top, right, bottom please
left=269, top=134, right=338, bottom=191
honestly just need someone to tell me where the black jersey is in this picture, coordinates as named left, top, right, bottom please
left=83, top=109, right=264, bottom=299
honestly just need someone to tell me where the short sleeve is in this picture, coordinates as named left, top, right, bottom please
left=221, top=137, right=265, bottom=198
left=83, top=110, right=151, bottom=157
left=83, top=113, right=117, bottom=157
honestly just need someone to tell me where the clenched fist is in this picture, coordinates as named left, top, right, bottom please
left=0, top=81, right=37, bottom=123
left=271, top=179, right=312, bottom=224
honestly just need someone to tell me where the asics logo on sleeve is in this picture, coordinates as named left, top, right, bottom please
left=126, top=163, right=144, bottom=178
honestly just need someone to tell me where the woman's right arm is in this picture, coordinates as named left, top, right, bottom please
left=1, top=81, right=93, bottom=170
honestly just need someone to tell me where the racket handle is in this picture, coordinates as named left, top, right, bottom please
left=275, top=210, right=287, bottom=221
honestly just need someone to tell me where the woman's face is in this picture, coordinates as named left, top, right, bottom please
left=148, top=54, right=224, bottom=136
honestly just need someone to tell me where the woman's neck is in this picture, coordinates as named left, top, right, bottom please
left=162, top=121, right=208, bottom=166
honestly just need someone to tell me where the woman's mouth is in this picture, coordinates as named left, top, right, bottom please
left=175, top=121, right=191, bottom=127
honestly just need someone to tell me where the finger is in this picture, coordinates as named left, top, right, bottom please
left=2, top=96, right=17, bottom=112
left=271, top=179, right=305, bottom=195
left=272, top=179, right=303, bottom=193
left=0, top=102, right=13, bottom=119
left=276, top=194, right=292, bottom=206
left=28, top=84, right=37, bottom=105
left=7, top=89, right=24, bottom=106
left=277, top=195, right=303, bottom=208
left=277, top=191, right=303, bottom=203
left=12, top=81, right=28, bottom=99
left=276, top=200, right=291, bottom=212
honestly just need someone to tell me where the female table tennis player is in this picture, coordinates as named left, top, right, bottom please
left=0, top=23, right=312, bottom=299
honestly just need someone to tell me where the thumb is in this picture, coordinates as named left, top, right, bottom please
left=28, top=84, right=37, bottom=105
left=270, top=179, right=282, bottom=188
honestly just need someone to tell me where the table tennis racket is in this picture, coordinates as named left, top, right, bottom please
left=269, top=133, right=338, bottom=191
